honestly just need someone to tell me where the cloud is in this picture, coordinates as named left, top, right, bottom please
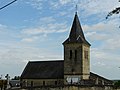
left=22, top=16, right=68, bottom=34
left=84, top=19, right=120, bottom=56
left=24, top=0, right=72, bottom=10
left=23, top=0, right=119, bottom=20
left=25, top=0, right=44, bottom=10
left=90, top=47, right=120, bottom=79
left=21, top=24, right=68, bottom=36
left=103, top=37, right=120, bottom=51
left=0, top=24, right=8, bottom=33
left=83, top=19, right=120, bottom=40
left=39, top=17, right=56, bottom=24
left=86, top=32, right=108, bottom=41
left=0, top=47, right=62, bottom=62
left=59, top=0, right=73, bottom=5
left=49, top=0, right=119, bottom=16
left=0, top=45, right=62, bottom=78
left=82, top=18, right=120, bottom=79
left=20, top=16, right=68, bottom=42
left=0, top=24, right=7, bottom=29
left=0, top=16, right=67, bottom=77
left=91, top=48, right=118, bottom=61
left=21, top=36, right=39, bottom=42
left=78, top=0, right=120, bottom=17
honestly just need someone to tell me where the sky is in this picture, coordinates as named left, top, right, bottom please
left=0, top=0, right=120, bottom=80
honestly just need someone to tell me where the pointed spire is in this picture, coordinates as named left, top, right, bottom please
left=63, top=13, right=90, bottom=46
left=69, top=13, right=85, bottom=42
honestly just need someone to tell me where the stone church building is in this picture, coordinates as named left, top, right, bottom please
left=21, top=13, right=113, bottom=87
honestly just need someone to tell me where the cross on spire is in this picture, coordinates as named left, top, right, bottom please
left=75, top=4, right=78, bottom=14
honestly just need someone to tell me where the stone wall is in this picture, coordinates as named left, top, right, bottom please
left=21, top=79, right=64, bottom=87
left=17, top=85, right=120, bottom=90
left=64, top=43, right=90, bottom=83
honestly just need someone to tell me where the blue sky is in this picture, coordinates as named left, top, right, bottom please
left=0, top=0, right=120, bottom=79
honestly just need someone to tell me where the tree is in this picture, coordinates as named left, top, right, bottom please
left=114, top=80, right=120, bottom=87
left=11, top=76, right=20, bottom=80
left=106, top=0, right=120, bottom=19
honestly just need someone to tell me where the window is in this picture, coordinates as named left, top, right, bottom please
left=75, top=50, right=77, bottom=60
left=71, top=68, right=74, bottom=72
left=70, top=50, right=72, bottom=59
left=84, top=50, right=88, bottom=59
left=55, top=81, right=57, bottom=85
left=31, top=81, right=33, bottom=87
left=43, top=81, right=45, bottom=86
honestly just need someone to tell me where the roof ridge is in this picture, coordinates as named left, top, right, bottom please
left=29, top=60, right=64, bottom=63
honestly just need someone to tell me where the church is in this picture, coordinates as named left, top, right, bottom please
left=21, top=12, right=113, bottom=87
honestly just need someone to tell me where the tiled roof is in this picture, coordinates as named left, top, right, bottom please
left=21, top=60, right=64, bottom=79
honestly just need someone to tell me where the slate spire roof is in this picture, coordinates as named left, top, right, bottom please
left=63, top=13, right=90, bottom=46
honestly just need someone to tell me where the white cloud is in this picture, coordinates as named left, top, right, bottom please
left=48, top=0, right=120, bottom=18
left=59, top=0, right=73, bottom=5
left=0, top=24, right=8, bottom=32
left=82, top=17, right=120, bottom=79
left=21, top=25, right=68, bottom=35
left=103, top=37, right=120, bottom=50
left=86, top=32, right=108, bottom=41
left=49, top=0, right=75, bottom=10
left=23, top=0, right=119, bottom=20
left=0, top=16, right=66, bottom=78
left=22, top=28, right=55, bottom=35
left=0, top=24, right=7, bottom=28
left=83, top=19, right=120, bottom=41
left=21, top=36, right=39, bottom=42
left=0, top=47, right=62, bottom=62
left=91, top=48, right=114, bottom=61
left=39, top=17, right=56, bottom=24
left=92, top=61, right=106, bottom=67
left=20, top=17, right=68, bottom=42
left=84, top=19, right=120, bottom=58
left=78, top=0, right=120, bottom=17
left=25, top=0, right=44, bottom=10
left=91, top=47, right=120, bottom=68
left=0, top=45, right=62, bottom=78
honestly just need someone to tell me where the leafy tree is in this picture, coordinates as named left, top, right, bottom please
left=114, top=80, right=120, bottom=87
left=106, top=0, right=120, bottom=19
left=11, top=76, right=20, bottom=80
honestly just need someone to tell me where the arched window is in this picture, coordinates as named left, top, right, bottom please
left=55, top=81, right=57, bottom=85
left=84, top=50, right=88, bottom=59
left=75, top=50, right=77, bottom=60
left=31, top=81, right=33, bottom=87
left=43, top=81, right=45, bottom=86
left=70, top=50, right=72, bottom=59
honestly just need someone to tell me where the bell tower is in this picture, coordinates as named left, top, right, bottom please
left=63, top=13, right=91, bottom=84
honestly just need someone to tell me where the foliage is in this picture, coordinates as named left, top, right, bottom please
left=114, top=80, right=120, bottom=87
left=106, top=0, right=120, bottom=19
left=11, top=76, right=20, bottom=80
